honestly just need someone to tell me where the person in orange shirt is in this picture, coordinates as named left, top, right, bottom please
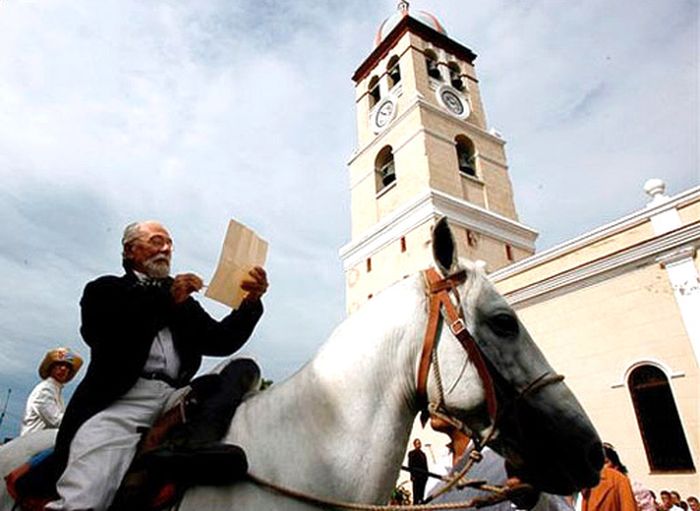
left=581, top=443, right=637, bottom=511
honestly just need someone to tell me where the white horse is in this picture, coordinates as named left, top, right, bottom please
left=0, top=219, right=603, bottom=510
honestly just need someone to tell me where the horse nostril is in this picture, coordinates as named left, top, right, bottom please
left=588, top=440, right=604, bottom=472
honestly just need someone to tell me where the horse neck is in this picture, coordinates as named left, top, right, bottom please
left=231, top=276, right=427, bottom=499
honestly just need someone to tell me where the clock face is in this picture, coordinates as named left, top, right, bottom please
left=376, top=101, right=394, bottom=127
left=441, top=90, right=464, bottom=115
left=372, top=97, right=397, bottom=133
left=436, top=85, right=470, bottom=119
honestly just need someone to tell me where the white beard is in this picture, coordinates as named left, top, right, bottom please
left=143, top=255, right=171, bottom=279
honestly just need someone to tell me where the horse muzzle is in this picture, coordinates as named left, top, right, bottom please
left=494, top=387, right=604, bottom=495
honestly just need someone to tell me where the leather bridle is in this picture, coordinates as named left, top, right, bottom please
left=416, top=267, right=564, bottom=446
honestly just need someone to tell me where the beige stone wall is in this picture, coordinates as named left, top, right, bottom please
left=348, top=106, right=430, bottom=237
left=496, top=221, right=656, bottom=295
left=345, top=217, right=530, bottom=313
left=460, top=174, right=486, bottom=208
left=346, top=220, right=434, bottom=313
left=504, top=263, right=698, bottom=494
left=678, top=200, right=700, bottom=227
left=408, top=35, right=487, bottom=130
left=355, top=33, right=416, bottom=148
left=417, top=107, right=517, bottom=220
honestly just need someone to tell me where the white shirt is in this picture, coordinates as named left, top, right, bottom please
left=134, top=271, right=181, bottom=380
left=21, top=377, right=65, bottom=435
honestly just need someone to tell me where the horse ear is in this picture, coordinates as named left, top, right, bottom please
left=432, top=217, right=456, bottom=275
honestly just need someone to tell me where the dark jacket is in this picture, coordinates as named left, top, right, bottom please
left=408, top=448, right=429, bottom=482
left=52, top=271, right=263, bottom=475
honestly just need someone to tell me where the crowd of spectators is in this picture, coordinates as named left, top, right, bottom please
left=579, top=442, right=696, bottom=511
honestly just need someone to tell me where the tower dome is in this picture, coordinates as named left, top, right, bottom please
left=374, top=1, right=447, bottom=47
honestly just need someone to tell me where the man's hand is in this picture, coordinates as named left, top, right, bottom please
left=171, top=273, right=204, bottom=304
left=241, top=266, right=268, bottom=302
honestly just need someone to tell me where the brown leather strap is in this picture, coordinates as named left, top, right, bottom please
left=417, top=269, right=499, bottom=423
left=416, top=288, right=443, bottom=405
left=428, top=269, right=467, bottom=294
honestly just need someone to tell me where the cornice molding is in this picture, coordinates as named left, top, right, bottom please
left=353, top=17, right=477, bottom=84
left=431, top=190, right=538, bottom=249
left=339, top=189, right=538, bottom=270
left=495, top=221, right=700, bottom=307
left=492, top=186, right=700, bottom=280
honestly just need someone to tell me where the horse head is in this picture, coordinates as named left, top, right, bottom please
left=423, top=218, right=603, bottom=495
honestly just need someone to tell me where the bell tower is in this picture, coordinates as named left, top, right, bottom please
left=340, top=2, right=538, bottom=313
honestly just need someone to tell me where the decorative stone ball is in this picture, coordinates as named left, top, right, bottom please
left=643, top=178, right=666, bottom=198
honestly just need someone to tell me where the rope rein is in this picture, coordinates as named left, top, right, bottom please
left=246, top=471, right=529, bottom=511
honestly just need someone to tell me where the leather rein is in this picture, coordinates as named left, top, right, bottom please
left=416, top=267, right=564, bottom=446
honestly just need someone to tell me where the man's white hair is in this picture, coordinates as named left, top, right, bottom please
left=121, top=222, right=143, bottom=248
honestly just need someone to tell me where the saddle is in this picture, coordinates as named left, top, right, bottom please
left=6, top=358, right=262, bottom=511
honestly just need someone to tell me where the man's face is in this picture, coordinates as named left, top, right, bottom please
left=50, top=362, right=72, bottom=384
left=126, top=222, right=173, bottom=278
left=688, top=498, right=698, bottom=511
left=414, top=439, right=421, bottom=450
left=661, top=494, right=673, bottom=509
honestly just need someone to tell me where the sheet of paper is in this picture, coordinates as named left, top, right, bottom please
left=205, top=219, right=268, bottom=309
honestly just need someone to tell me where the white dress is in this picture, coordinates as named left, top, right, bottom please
left=20, top=377, right=65, bottom=435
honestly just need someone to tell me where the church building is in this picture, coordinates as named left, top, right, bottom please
left=340, top=2, right=699, bottom=498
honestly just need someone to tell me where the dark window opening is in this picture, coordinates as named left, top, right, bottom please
left=456, top=137, right=477, bottom=177
left=368, top=294, right=373, bottom=300
left=505, top=244, right=514, bottom=261
left=375, top=146, right=396, bottom=192
left=400, top=236, right=407, bottom=253
left=368, top=77, right=381, bottom=108
left=425, top=51, right=441, bottom=80
left=388, top=57, right=401, bottom=88
left=448, top=63, right=464, bottom=90
left=379, top=160, right=395, bottom=187
left=629, top=365, right=695, bottom=472
left=366, top=258, right=372, bottom=273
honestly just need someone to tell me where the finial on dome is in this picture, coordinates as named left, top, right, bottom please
left=398, top=1, right=409, bottom=14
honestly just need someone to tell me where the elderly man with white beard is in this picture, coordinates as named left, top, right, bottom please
left=41, top=220, right=268, bottom=511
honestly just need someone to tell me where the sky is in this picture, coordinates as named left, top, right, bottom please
left=0, top=0, right=697, bottom=439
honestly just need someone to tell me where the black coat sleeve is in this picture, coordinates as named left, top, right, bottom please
left=172, top=297, right=264, bottom=357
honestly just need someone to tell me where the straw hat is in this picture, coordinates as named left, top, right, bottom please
left=38, top=347, right=84, bottom=381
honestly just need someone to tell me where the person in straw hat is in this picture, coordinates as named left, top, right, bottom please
left=20, top=347, right=83, bottom=436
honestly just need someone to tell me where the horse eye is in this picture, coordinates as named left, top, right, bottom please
left=488, top=313, right=519, bottom=337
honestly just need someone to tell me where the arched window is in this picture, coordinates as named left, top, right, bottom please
left=628, top=365, right=695, bottom=472
left=387, top=56, right=401, bottom=89
left=368, top=76, right=381, bottom=108
left=375, top=146, right=396, bottom=192
left=425, top=50, right=441, bottom=80
left=448, top=62, right=464, bottom=90
left=455, top=136, right=477, bottom=177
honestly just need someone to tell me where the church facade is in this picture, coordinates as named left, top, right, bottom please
left=492, top=180, right=699, bottom=495
left=340, top=2, right=699, bottom=498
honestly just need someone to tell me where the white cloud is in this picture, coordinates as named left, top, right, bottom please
left=0, top=0, right=696, bottom=437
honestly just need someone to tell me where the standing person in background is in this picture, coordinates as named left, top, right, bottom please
left=686, top=496, right=698, bottom=511
left=408, top=438, right=429, bottom=504
left=21, top=348, right=83, bottom=436
left=633, top=482, right=657, bottom=511
left=580, top=443, right=636, bottom=511
left=661, top=491, right=683, bottom=511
